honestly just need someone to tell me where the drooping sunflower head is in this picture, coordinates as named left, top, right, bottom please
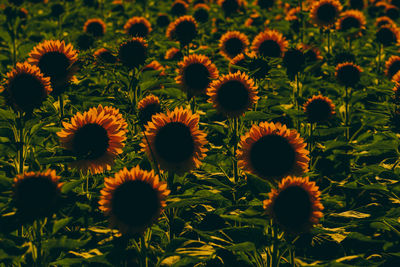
left=375, top=16, right=395, bottom=28
left=207, top=71, right=259, bottom=118
left=124, top=16, right=152, bottom=37
left=83, top=18, right=106, bottom=37
left=335, top=62, right=363, bottom=87
left=28, top=40, right=78, bottom=94
left=94, top=48, right=117, bottom=64
left=166, top=15, right=198, bottom=46
left=385, top=55, right=400, bottom=78
left=118, top=37, right=148, bottom=69
left=99, top=166, right=170, bottom=235
left=194, top=3, right=210, bottom=23
left=176, top=54, right=219, bottom=97
left=303, top=95, right=336, bottom=123
left=376, top=24, right=400, bottom=46
left=219, top=31, right=249, bottom=60
left=297, top=43, right=323, bottom=62
left=263, top=176, right=324, bottom=233
left=141, top=107, right=208, bottom=174
left=336, top=10, right=366, bottom=36
left=283, top=48, right=306, bottom=77
left=171, top=0, right=189, bottom=16
left=165, top=47, right=183, bottom=61
left=13, top=169, right=62, bottom=221
left=309, top=0, right=343, bottom=27
left=237, top=121, right=309, bottom=180
left=251, top=29, right=288, bottom=58
left=138, top=95, right=162, bottom=124
left=57, top=104, right=127, bottom=174
left=1, top=62, right=52, bottom=113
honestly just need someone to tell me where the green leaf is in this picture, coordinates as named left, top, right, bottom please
left=52, top=218, right=72, bottom=235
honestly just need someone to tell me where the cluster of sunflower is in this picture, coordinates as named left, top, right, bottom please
left=1, top=0, right=400, bottom=265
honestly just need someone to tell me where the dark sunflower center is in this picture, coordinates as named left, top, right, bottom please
left=9, top=73, right=45, bottom=112
left=154, top=122, right=195, bottom=163
left=111, top=180, right=160, bottom=229
left=86, top=22, right=104, bottom=37
left=250, top=134, right=296, bottom=178
left=174, top=21, right=197, bottom=45
left=119, top=40, right=147, bottom=69
left=97, top=51, right=116, bottom=64
left=376, top=27, right=397, bottom=46
left=283, top=49, right=305, bottom=73
left=316, top=3, right=337, bottom=23
left=273, top=186, right=312, bottom=231
left=183, top=63, right=210, bottom=92
left=128, top=23, right=149, bottom=37
left=258, top=39, right=282, bottom=58
left=387, top=7, right=399, bottom=20
left=171, top=2, right=187, bottom=16
left=257, top=0, right=274, bottom=9
left=224, top=37, right=244, bottom=57
left=306, top=99, right=332, bottom=123
left=350, top=0, right=364, bottom=10
left=222, top=0, right=239, bottom=15
left=340, top=16, right=360, bottom=31
left=337, top=65, right=360, bottom=87
left=72, top=123, right=109, bottom=160
left=138, top=103, right=161, bottom=123
left=15, top=177, right=58, bottom=219
left=157, top=15, right=170, bottom=27
left=216, top=80, right=250, bottom=113
left=38, top=51, right=70, bottom=80
left=389, top=60, right=400, bottom=78
left=248, top=58, right=271, bottom=80
left=194, top=8, right=209, bottom=23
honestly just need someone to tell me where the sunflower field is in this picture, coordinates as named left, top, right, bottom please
left=1, top=0, right=400, bottom=266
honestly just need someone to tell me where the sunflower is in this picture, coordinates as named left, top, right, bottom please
left=118, top=37, right=148, bottom=69
left=207, top=71, right=259, bottom=118
left=391, top=70, right=400, bottom=83
left=83, top=18, right=106, bottom=37
left=251, top=29, right=288, bottom=58
left=309, top=0, right=343, bottom=27
left=263, top=176, right=324, bottom=232
left=375, top=16, right=396, bottom=27
left=254, top=0, right=275, bottom=9
left=166, top=15, right=198, bottom=46
left=13, top=169, right=62, bottom=221
left=138, top=95, right=162, bottom=124
left=348, top=0, right=366, bottom=10
left=336, top=10, right=366, bottom=37
left=94, top=48, right=117, bottom=64
left=217, top=0, right=245, bottom=16
left=157, top=13, right=170, bottom=27
left=335, top=62, right=362, bottom=87
left=124, top=16, right=152, bottom=37
left=303, top=95, right=336, bottom=123
left=99, top=166, right=170, bottom=235
left=165, top=47, right=183, bottom=60
left=385, top=4, right=399, bottom=19
left=229, top=53, right=246, bottom=72
left=28, top=40, right=78, bottom=94
left=141, top=107, right=208, bottom=174
left=1, top=62, right=52, bottom=113
left=283, top=48, right=306, bottom=77
left=297, top=43, right=323, bottom=62
left=376, top=24, right=400, bottom=46
left=392, top=82, right=400, bottom=104
left=237, top=121, right=309, bottom=180
left=171, top=0, right=189, bottom=16
left=176, top=54, right=219, bottom=96
left=194, top=3, right=210, bottom=22
left=219, top=31, right=249, bottom=60
left=385, top=56, right=400, bottom=78
left=143, top=60, right=165, bottom=76
left=57, top=105, right=127, bottom=174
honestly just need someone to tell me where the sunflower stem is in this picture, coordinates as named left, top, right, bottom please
left=289, top=247, right=296, bottom=267
left=17, top=113, right=25, bottom=174
left=233, top=117, right=239, bottom=184
left=35, top=219, right=42, bottom=267
left=308, top=123, right=315, bottom=168
left=139, top=125, right=160, bottom=176
left=271, top=223, right=280, bottom=267
left=11, top=24, right=17, bottom=66
left=377, top=43, right=382, bottom=75
left=345, top=86, right=350, bottom=141
left=59, top=94, right=64, bottom=120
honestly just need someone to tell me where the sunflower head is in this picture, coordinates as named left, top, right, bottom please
left=141, top=107, right=208, bottom=174
left=393, top=83, right=400, bottom=104
left=171, top=0, right=189, bottom=16
left=176, top=54, right=219, bottom=97
left=303, top=95, right=336, bottom=123
left=392, top=70, right=400, bottom=83
left=385, top=4, right=399, bottom=20
left=336, top=10, right=366, bottom=37
left=94, top=48, right=117, bottom=64
left=57, top=105, right=127, bottom=174
left=217, top=0, right=245, bottom=16
left=376, top=24, right=400, bottom=46
left=219, top=31, right=249, bottom=60
left=83, top=18, right=106, bottom=37
left=166, top=15, right=198, bottom=46
left=194, top=3, right=210, bottom=23
left=283, top=48, right=306, bottom=78
left=118, top=37, right=148, bottom=69
left=165, top=47, right=183, bottom=60
left=375, top=16, right=395, bottom=28
left=207, top=71, right=259, bottom=118
left=138, top=95, right=162, bottom=124
left=157, top=13, right=170, bottom=27
left=385, top=55, right=400, bottom=78
left=335, top=62, right=362, bottom=87
left=28, top=40, right=78, bottom=94
left=251, top=29, right=288, bottom=58
left=349, top=0, right=366, bottom=10
left=99, top=166, right=170, bottom=235
left=309, top=0, right=343, bottom=27
left=297, top=43, right=323, bottom=62
left=263, top=176, right=324, bottom=233
left=255, top=0, right=275, bottom=9
left=124, top=16, right=152, bottom=37
left=1, top=62, right=52, bottom=113
left=237, top=121, right=309, bottom=180
left=13, top=170, right=62, bottom=221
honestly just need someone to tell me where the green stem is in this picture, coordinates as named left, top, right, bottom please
left=345, top=86, right=350, bottom=141
left=290, top=247, right=295, bottom=267
left=271, top=224, right=280, bottom=267
left=327, top=29, right=331, bottom=55
left=18, top=113, right=24, bottom=174
left=140, top=235, right=148, bottom=267
left=140, top=125, right=160, bottom=175
left=59, top=94, right=64, bottom=120
left=35, top=220, right=42, bottom=267
left=233, top=117, right=239, bottom=184
left=11, top=25, right=17, bottom=66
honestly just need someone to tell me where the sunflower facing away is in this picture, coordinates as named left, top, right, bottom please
left=166, top=15, right=198, bottom=46
left=1, top=62, right=52, bottom=113
left=137, top=95, right=162, bottom=124
left=376, top=24, right=400, bottom=46
left=303, top=95, right=336, bottom=123
left=263, top=176, right=324, bottom=233
left=176, top=54, right=219, bottom=97
left=219, top=31, right=249, bottom=60
left=13, top=169, right=62, bottom=221
left=28, top=40, right=78, bottom=94
left=83, top=18, right=106, bottom=37
left=99, top=166, right=170, bottom=235
left=118, top=37, right=148, bottom=69
left=237, top=121, right=309, bottom=180
left=336, top=10, right=366, bottom=37
left=141, top=107, right=208, bottom=174
left=335, top=62, right=363, bottom=87
left=124, top=16, right=152, bottom=37
left=251, top=29, right=288, bottom=58
left=207, top=71, right=259, bottom=118
left=385, top=55, right=400, bottom=79
left=171, top=0, right=189, bottom=16
left=309, top=0, right=343, bottom=27
left=57, top=104, right=127, bottom=174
